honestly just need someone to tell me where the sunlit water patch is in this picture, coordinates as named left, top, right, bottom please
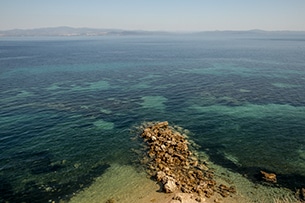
left=140, top=96, right=167, bottom=110
left=93, top=120, right=114, bottom=130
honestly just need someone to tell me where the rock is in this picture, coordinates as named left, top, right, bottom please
left=156, top=171, right=177, bottom=193
left=195, top=196, right=203, bottom=202
left=260, top=171, right=277, bottom=183
left=196, top=164, right=209, bottom=171
left=169, top=200, right=181, bottom=203
left=156, top=171, right=167, bottom=183
left=153, top=121, right=168, bottom=129
left=161, top=144, right=167, bottom=151
left=173, top=194, right=183, bottom=201
left=164, top=178, right=178, bottom=193
left=172, top=193, right=202, bottom=203
left=301, top=188, right=305, bottom=201
left=218, top=184, right=236, bottom=196
left=105, top=198, right=116, bottom=203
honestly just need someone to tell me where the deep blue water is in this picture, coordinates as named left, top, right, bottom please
left=1, top=34, right=305, bottom=202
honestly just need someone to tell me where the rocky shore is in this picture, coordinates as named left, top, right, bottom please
left=139, top=121, right=236, bottom=202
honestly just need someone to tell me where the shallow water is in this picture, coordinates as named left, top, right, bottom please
left=0, top=34, right=305, bottom=202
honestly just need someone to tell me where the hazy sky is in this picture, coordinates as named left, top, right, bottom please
left=1, top=0, right=305, bottom=31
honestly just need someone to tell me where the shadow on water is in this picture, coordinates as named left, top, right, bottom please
left=205, top=147, right=305, bottom=193
left=0, top=150, right=110, bottom=203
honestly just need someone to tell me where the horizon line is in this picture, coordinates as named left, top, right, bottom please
left=1, top=26, right=305, bottom=33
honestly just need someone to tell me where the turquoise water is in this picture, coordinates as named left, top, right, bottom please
left=1, top=34, right=305, bottom=202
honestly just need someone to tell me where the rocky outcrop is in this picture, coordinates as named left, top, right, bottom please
left=139, top=121, right=235, bottom=200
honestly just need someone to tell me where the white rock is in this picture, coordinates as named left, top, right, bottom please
left=164, top=178, right=177, bottom=193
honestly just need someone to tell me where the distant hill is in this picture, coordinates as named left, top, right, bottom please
left=0, top=26, right=170, bottom=37
left=0, top=26, right=304, bottom=37
left=193, top=29, right=305, bottom=37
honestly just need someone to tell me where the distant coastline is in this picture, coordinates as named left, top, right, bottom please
left=0, top=26, right=305, bottom=37
left=0, top=26, right=169, bottom=37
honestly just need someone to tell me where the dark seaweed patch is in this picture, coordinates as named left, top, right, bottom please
left=0, top=177, right=14, bottom=203
left=1, top=164, right=110, bottom=203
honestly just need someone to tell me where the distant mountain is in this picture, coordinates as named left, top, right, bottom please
left=0, top=26, right=170, bottom=37
left=0, top=27, right=304, bottom=37
left=194, top=29, right=305, bottom=36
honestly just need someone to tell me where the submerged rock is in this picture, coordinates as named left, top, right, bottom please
left=300, top=188, right=305, bottom=201
left=260, top=170, right=277, bottom=183
left=218, top=184, right=236, bottom=197
left=138, top=121, right=235, bottom=200
left=295, top=187, right=305, bottom=201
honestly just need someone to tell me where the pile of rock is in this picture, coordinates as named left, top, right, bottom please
left=139, top=121, right=235, bottom=199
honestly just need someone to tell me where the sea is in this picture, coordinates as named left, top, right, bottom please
left=1, top=33, right=305, bottom=203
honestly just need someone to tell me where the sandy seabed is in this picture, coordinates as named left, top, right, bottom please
left=68, top=153, right=297, bottom=203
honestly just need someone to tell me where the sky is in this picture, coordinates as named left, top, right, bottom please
left=1, top=0, right=305, bottom=31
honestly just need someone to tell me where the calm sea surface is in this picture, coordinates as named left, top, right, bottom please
left=1, top=34, right=305, bottom=202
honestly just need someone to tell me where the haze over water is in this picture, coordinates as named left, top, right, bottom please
left=1, top=33, right=305, bottom=202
